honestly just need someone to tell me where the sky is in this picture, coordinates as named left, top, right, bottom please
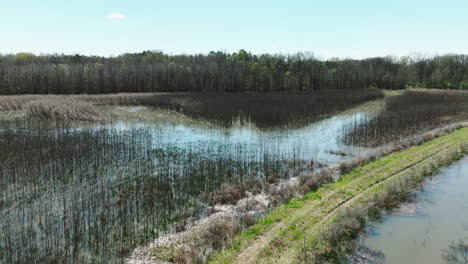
left=1, top=0, right=468, bottom=59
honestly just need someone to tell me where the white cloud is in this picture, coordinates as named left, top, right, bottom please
left=107, top=13, right=126, bottom=19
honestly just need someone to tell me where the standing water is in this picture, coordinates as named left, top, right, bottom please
left=353, top=156, right=468, bottom=264
left=0, top=99, right=382, bottom=264
left=99, top=100, right=381, bottom=165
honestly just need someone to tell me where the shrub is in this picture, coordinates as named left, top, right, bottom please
left=204, top=217, right=240, bottom=249
left=208, top=184, right=246, bottom=205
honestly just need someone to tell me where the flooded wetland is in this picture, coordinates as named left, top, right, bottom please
left=2, top=8, right=468, bottom=262
left=1, top=89, right=468, bottom=264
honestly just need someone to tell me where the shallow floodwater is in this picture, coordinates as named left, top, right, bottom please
left=99, top=104, right=379, bottom=166
left=0, top=100, right=383, bottom=264
left=354, top=156, right=468, bottom=264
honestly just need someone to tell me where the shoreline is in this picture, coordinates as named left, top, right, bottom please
left=206, top=126, right=468, bottom=264
left=127, top=121, right=468, bottom=263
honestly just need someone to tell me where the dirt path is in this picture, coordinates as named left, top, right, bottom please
left=209, top=128, right=468, bottom=264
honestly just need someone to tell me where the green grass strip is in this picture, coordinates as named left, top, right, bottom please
left=208, top=127, right=468, bottom=264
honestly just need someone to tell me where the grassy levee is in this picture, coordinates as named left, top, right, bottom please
left=207, top=127, right=468, bottom=264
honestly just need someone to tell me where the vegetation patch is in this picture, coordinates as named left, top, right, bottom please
left=24, top=97, right=101, bottom=121
left=0, top=89, right=383, bottom=127
left=207, top=127, right=468, bottom=264
left=135, top=90, right=383, bottom=128
left=346, top=89, right=468, bottom=146
left=0, top=118, right=315, bottom=264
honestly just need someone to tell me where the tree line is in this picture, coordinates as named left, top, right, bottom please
left=0, top=50, right=467, bottom=94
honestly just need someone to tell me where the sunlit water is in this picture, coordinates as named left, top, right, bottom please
left=96, top=108, right=377, bottom=165
left=353, top=156, right=468, bottom=264
left=0, top=101, right=383, bottom=263
left=3, top=100, right=381, bottom=166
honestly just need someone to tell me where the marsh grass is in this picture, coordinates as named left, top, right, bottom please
left=0, top=93, right=158, bottom=111
left=24, top=98, right=102, bottom=121
left=140, top=89, right=384, bottom=128
left=76, top=92, right=161, bottom=106
left=204, top=126, right=468, bottom=264
left=0, top=95, right=40, bottom=111
left=0, top=93, right=157, bottom=122
left=0, top=120, right=313, bottom=264
left=345, top=89, right=468, bottom=146
left=0, top=89, right=383, bottom=126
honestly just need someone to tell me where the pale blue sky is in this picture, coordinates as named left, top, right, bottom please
left=1, top=0, right=467, bottom=59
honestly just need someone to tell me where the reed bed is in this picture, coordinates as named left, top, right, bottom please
left=24, top=98, right=101, bottom=121
left=76, top=93, right=161, bottom=106
left=0, top=89, right=383, bottom=127
left=0, top=89, right=385, bottom=263
left=139, top=89, right=383, bottom=128
left=0, top=93, right=159, bottom=111
left=344, top=89, right=468, bottom=146
left=0, top=120, right=312, bottom=264
left=0, top=95, right=40, bottom=111
left=0, top=93, right=158, bottom=122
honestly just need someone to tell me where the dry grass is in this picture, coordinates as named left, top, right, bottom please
left=75, top=93, right=159, bottom=105
left=205, top=179, right=263, bottom=205
left=207, top=184, right=246, bottom=205
left=0, top=93, right=158, bottom=121
left=148, top=216, right=241, bottom=264
left=299, top=170, right=335, bottom=193
left=0, top=90, right=382, bottom=125
left=204, top=217, right=241, bottom=250
left=0, top=95, right=40, bottom=111
left=24, top=98, right=101, bottom=121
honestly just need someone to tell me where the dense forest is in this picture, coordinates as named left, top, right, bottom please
left=0, top=50, right=468, bottom=94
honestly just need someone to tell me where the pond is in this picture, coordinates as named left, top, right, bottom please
left=352, top=156, right=468, bottom=264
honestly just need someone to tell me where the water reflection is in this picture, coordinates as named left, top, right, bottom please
left=0, top=101, right=382, bottom=264
left=353, top=156, right=468, bottom=264
left=100, top=110, right=375, bottom=165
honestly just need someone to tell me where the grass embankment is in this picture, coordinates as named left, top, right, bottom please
left=208, top=127, right=468, bottom=264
